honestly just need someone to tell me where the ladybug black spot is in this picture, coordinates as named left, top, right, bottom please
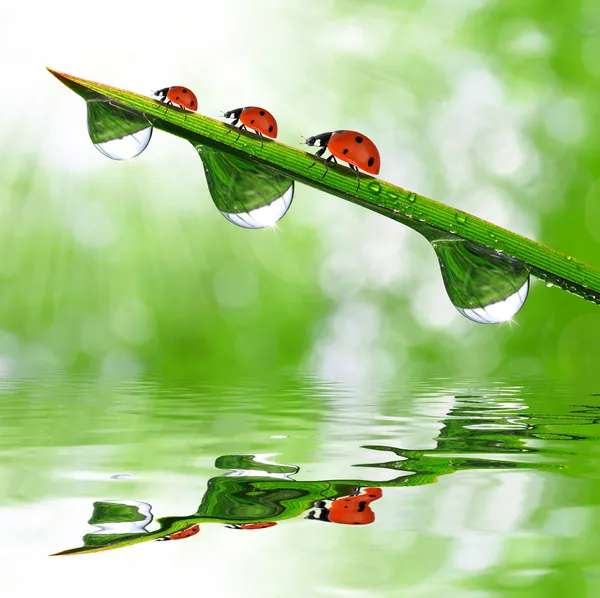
left=176, top=97, right=180, bottom=101
left=268, top=125, right=274, bottom=132
left=368, top=157, right=375, bottom=167
left=191, top=101, right=195, bottom=106
left=182, top=89, right=188, bottom=93
left=251, top=119, right=255, bottom=124
left=369, top=494, right=376, bottom=497
left=355, top=136, right=363, bottom=143
left=343, top=149, right=349, bottom=155
left=353, top=522, right=360, bottom=525
left=259, top=110, right=265, bottom=116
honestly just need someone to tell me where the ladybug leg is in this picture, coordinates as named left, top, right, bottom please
left=236, top=124, right=248, bottom=142
left=308, top=146, right=327, bottom=170
left=225, top=118, right=240, bottom=136
left=256, top=131, right=264, bottom=150
left=321, top=154, right=337, bottom=180
left=350, top=165, right=361, bottom=191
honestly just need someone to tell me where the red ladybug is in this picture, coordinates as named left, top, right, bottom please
left=154, top=86, right=198, bottom=116
left=306, top=487, right=382, bottom=525
left=223, top=106, right=278, bottom=146
left=304, top=130, right=380, bottom=189
left=225, top=522, right=277, bottom=530
left=156, top=524, right=200, bottom=541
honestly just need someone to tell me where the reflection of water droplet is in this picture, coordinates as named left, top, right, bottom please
left=216, top=453, right=298, bottom=478
left=455, top=213, right=467, bottom=224
left=88, top=500, right=153, bottom=534
left=368, top=182, right=381, bottom=193
left=566, top=256, right=573, bottom=261
left=110, top=473, right=133, bottom=480
left=87, top=100, right=152, bottom=160
left=431, top=237, right=530, bottom=324
left=196, top=146, right=294, bottom=229
left=220, top=185, right=294, bottom=229
left=270, top=435, right=288, bottom=439
left=546, top=282, right=554, bottom=287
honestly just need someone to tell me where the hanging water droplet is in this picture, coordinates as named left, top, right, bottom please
left=87, top=100, right=152, bottom=160
left=566, top=255, right=573, bottom=261
left=196, top=146, right=293, bottom=229
left=368, top=181, right=381, bottom=193
left=431, top=237, right=530, bottom=324
left=546, top=282, right=554, bottom=288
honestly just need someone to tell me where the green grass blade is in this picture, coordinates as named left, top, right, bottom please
left=47, top=68, right=600, bottom=305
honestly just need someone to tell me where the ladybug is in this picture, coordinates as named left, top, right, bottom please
left=306, top=487, right=382, bottom=526
left=304, top=130, right=380, bottom=190
left=225, top=522, right=277, bottom=530
left=153, top=86, right=198, bottom=117
left=156, top=524, right=200, bottom=541
left=222, top=106, right=278, bottom=146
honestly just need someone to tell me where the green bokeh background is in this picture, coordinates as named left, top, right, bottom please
left=2, top=0, right=599, bottom=382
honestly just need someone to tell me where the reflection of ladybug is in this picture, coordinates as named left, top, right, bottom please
left=225, top=522, right=277, bottom=530
left=156, top=524, right=200, bottom=541
left=306, top=488, right=382, bottom=525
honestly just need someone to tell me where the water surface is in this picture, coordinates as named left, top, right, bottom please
left=1, top=375, right=599, bottom=597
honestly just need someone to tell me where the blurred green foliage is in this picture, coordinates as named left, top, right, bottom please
left=4, top=1, right=598, bottom=383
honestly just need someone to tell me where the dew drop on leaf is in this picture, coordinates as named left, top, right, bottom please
left=431, top=237, right=530, bottom=324
left=87, top=100, right=152, bottom=160
left=196, top=146, right=293, bottom=229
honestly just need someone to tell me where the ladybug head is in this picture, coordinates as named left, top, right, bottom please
left=304, top=132, right=332, bottom=147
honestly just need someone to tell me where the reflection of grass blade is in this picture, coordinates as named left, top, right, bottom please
left=48, top=68, right=600, bottom=305
left=51, top=458, right=564, bottom=556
